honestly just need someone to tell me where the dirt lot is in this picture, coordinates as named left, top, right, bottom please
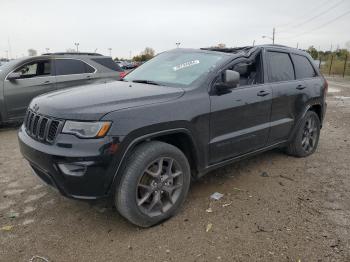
left=0, top=78, right=349, bottom=262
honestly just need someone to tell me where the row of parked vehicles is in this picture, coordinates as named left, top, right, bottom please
left=115, top=60, right=141, bottom=70
left=0, top=52, right=125, bottom=123
left=2, top=46, right=328, bottom=227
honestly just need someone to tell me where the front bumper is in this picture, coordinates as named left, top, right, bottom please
left=18, top=125, right=121, bottom=200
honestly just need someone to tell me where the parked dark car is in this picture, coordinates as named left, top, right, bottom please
left=0, top=52, right=123, bottom=124
left=18, top=45, right=327, bottom=227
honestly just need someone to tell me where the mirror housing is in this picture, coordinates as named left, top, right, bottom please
left=215, top=70, right=240, bottom=94
left=7, top=72, right=21, bottom=81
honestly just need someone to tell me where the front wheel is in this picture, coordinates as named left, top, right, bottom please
left=115, top=141, right=191, bottom=227
left=286, top=111, right=321, bottom=157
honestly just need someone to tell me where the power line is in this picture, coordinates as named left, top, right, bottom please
left=278, top=0, right=330, bottom=29
left=290, top=0, right=346, bottom=29
left=280, top=9, right=350, bottom=39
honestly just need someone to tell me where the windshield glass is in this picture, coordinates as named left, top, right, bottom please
left=0, top=59, right=21, bottom=73
left=124, top=51, right=227, bottom=87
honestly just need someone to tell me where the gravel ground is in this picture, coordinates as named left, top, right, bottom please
left=0, top=78, right=349, bottom=262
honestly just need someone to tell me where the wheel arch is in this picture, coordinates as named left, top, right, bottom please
left=109, top=128, right=200, bottom=195
left=288, top=102, right=323, bottom=142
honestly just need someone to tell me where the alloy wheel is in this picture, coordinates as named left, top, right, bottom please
left=136, top=157, right=184, bottom=217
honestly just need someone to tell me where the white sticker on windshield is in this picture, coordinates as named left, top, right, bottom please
left=173, top=60, right=200, bottom=71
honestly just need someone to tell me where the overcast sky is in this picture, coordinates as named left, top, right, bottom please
left=1, top=0, right=350, bottom=59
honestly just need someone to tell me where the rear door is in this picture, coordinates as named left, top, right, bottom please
left=265, top=50, right=305, bottom=144
left=53, top=58, right=96, bottom=89
left=4, top=59, right=55, bottom=120
left=290, top=53, right=323, bottom=104
left=209, top=53, right=272, bottom=164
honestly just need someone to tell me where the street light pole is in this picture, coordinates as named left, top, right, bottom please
left=262, top=28, right=275, bottom=45
left=176, top=42, right=181, bottom=48
left=74, top=43, right=79, bottom=52
left=45, top=48, right=50, bottom=53
left=108, top=48, right=112, bottom=57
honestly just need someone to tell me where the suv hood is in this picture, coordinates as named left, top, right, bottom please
left=29, top=81, right=185, bottom=120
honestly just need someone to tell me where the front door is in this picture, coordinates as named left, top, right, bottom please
left=4, top=59, right=55, bottom=120
left=209, top=56, right=272, bottom=164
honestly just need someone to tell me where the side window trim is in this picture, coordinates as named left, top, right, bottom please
left=5, top=59, right=54, bottom=81
left=53, top=58, right=97, bottom=77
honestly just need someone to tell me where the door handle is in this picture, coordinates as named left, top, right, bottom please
left=257, top=90, right=270, bottom=97
left=296, top=84, right=306, bottom=90
left=86, top=75, right=92, bottom=80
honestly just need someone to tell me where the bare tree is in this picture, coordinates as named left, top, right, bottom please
left=142, top=47, right=155, bottom=57
left=28, top=49, right=37, bottom=56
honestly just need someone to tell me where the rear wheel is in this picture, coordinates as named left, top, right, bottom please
left=286, top=111, right=320, bottom=157
left=115, top=141, right=191, bottom=227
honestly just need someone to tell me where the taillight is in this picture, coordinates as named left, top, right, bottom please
left=323, top=77, right=328, bottom=97
left=119, top=71, right=127, bottom=78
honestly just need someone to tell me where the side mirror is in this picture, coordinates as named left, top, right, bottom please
left=223, top=70, right=240, bottom=86
left=215, top=70, right=240, bottom=94
left=7, top=72, right=21, bottom=81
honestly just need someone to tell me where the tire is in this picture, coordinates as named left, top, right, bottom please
left=115, top=141, right=191, bottom=227
left=286, top=111, right=321, bottom=157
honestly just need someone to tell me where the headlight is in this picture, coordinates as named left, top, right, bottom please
left=62, top=121, right=111, bottom=138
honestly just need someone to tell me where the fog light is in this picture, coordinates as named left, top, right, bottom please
left=57, top=161, right=94, bottom=177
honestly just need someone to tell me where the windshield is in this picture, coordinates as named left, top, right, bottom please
left=124, top=51, right=227, bottom=87
left=0, top=59, right=21, bottom=73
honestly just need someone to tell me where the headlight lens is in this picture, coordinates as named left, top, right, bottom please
left=62, top=121, right=111, bottom=138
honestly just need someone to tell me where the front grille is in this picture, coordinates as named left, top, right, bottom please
left=24, top=110, right=63, bottom=144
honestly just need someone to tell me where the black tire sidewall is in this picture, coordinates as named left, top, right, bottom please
left=293, top=111, right=321, bottom=157
left=115, top=141, right=191, bottom=227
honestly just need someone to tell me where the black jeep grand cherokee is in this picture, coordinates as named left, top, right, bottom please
left=19, top=45, right=327, bottom=227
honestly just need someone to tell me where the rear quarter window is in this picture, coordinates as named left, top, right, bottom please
left=91, top=58, right=122, bottom=72
left=291, top=54, right=317, bottom=79
left=55, top=59, right=95, bottom=75
left=267, top=51, right=295, bottom=83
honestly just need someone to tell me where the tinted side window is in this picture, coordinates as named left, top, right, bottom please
left=292, top=54, right=316, bottom=79
left=267, top=52, right=295, bottom=82
left=91, top=58, right=122, bottom=72
left=14, top=60, right=51, bottom=79
left=55, top=59, right=93, bottom=75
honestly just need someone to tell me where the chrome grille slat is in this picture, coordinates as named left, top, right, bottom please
left=24, top=110, right=62, bottom=144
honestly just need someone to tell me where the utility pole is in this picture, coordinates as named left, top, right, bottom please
left=5, top=50, right=8, bottom=59
left=74, top=43, right=79, bottom=52
left=343, top=54, right=348, bottom=78
left=176, top=42, right=181, bottom=48
left=296, top=43, right=299, bottom=49
left=272, top=27, right=275, bottom=45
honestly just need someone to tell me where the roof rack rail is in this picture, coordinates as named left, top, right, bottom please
left=42, top=52, right=103, bottom=56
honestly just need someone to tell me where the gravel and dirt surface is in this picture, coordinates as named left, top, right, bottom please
left=0, top=78, right=349, bottom=262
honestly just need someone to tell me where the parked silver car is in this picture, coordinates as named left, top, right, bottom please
left=0, top=52, right=124, bottom=124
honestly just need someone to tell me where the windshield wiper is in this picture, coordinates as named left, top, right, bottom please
left=131, top=79, right=160, bottom=86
